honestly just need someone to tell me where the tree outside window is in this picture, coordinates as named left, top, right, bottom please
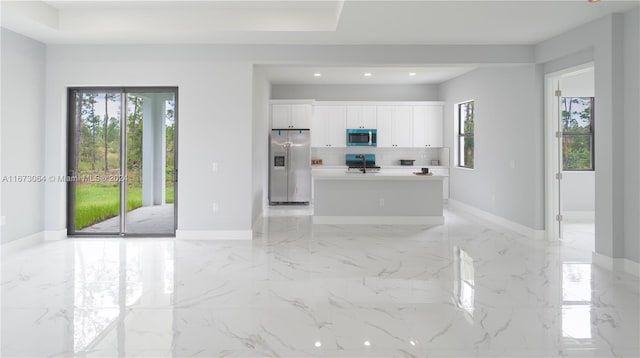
left=458, top=101, right=474, bottom=169
left=562, top=97, right=594, bottom=171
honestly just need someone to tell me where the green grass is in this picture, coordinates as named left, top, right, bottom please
left=75, top=183, right=142, bottom=230
left=166, top=184, right=174, bottom=204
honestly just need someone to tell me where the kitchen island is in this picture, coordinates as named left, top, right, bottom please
left=312, top=171, right=445, bottom=225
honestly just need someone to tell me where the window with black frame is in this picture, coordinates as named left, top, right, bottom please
left=458, top=101, right=474, bottom=169
left=562, top=97, right=594, bottom=171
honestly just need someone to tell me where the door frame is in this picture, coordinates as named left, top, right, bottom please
left=66, top=86, right=179, bottom=237
left=544, top=63, right=594, bottom=241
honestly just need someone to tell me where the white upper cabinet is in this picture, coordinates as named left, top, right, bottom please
left=412, top=104, right=444, bottom=148
left=311, top=105, right=347, bottom=148
left=291, top=104, right=312, bottom=128
left=346, top=105, right=377, bottom=129
left=376, top=106, right=394, bottom=147
left=376, top=106, right=413, bottom=147
left=271, top=103, right=312, bottom=129
left=271, top=104, right=291, bottom=129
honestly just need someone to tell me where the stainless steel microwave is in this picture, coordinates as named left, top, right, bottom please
left=346, top=129, right=377, bottom=147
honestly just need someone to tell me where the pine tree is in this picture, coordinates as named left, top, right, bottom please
left=81, top=93, right=100, bottom=170
left=103, top=93, right=118, bottom=172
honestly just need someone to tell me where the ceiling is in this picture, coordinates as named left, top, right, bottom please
left=263, top=65, right=478, bottom=85
left=2, top=1, right=639, bottom=45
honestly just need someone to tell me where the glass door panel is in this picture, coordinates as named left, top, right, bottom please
left=124, top=91, right=176, bottom=235
left=70, top=91, right=123, bottom=234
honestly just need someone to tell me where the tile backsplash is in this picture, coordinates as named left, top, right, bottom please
left=311, top=147, right=450, bottom=167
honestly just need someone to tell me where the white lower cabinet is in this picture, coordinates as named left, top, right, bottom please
left=430, top=168, right=449, bottom=199
left=311, top=105, right=347, bottom=148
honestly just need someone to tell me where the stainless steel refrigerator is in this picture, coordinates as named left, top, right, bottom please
left=269, top=129, right=311, bottom=204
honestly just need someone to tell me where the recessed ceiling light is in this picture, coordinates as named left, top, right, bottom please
left=409, top=72, right=417, bottom=76
left=364, top=72, right=372, bottom=77
left=364, top=340, right=371, bottom=346
left=314, top=341, right=322, bottom=347
left=313, top=73, right=322, bottom=77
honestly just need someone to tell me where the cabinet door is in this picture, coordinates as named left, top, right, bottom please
left=346, top=106, right=362, bottom=129
left=393, top=106, right=413, bottom=147
left=311, top=106, right=328, bottom=147
left=425, top=105, right=443, bottom=147
left=376, top=106, right=394, bottom=147
left=412, top=106, right=428, bottom=147
left=326, top=106, right=347, bottom=147
left=291, top=104, right=311, bottom=129
left=360, top=106, right=377, bottom=128
left=272, top=104, right=292, bottom=129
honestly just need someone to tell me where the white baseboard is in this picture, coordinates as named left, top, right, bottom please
left=1, top=231, right=45, bottom=257
left=563, top=211, right=595, bottom=221
left=313, top=216, right=445, bottom=225
left=592, top=252, right=640, bottom=277
left=448, top=199, right=545, bottom=240
left=45, top=229, right=67, bottom=241
left=176, top=230, right=253, bottom=240
left=622, top=259, right=640, bottom=277
left=592, top=252, right=613, bottom=271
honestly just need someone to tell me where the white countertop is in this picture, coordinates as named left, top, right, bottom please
left=313, top=171, right=446, bottom=181
left=312, top=165, right=449, bottom=170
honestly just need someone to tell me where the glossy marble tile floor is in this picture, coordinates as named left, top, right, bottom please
left=2, top=208, right=639, bottom=357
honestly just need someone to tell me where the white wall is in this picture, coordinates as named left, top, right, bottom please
left=623, top=7, right=640, bottom=263
left=1, top=29, right=46, bottom=244
left=252, top=67, right=271, bottom=226
left=562, top=173, right=595, bottom=212
left=560, top=68, right=595, bottom=213
left=45, top=47, right=255, bottom=235
left=271, top=84, right=440, bottom=101
left=441, top=65, right=545, bottom=230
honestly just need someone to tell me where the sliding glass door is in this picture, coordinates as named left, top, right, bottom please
left=67, top=87, right=178, bottom=236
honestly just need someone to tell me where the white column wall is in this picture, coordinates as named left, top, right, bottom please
left=154, top=98, right=167, bottom=205
left=623, top=7, right=640, bottom=263
left=142, top=93, right=169, bottom=207
left=251, top=66, right=271, bottom=227
left=141, top=96, right=156, bottom=207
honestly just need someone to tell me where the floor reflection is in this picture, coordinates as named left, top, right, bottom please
left=72, top=240, right=175, bottom=355
left=73, top=242, right=121, bottom=352
left=454, top=247, right=475, bottom=319
left=561, top=263, right=592, bottom=341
